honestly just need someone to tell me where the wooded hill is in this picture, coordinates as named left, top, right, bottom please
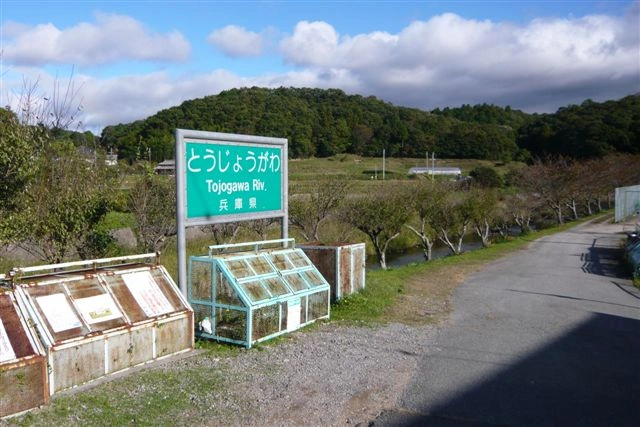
left=98, top=87, right=638, bottom=163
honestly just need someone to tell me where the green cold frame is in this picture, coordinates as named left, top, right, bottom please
left=188, top=239, right=330, bottom=348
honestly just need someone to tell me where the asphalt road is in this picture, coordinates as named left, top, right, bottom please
left=373, top=221, right=640, bottom=427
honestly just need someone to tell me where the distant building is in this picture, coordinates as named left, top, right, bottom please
left=408, top=166, right=462, bottom=178
left=154, top=159, right=176, bottom=175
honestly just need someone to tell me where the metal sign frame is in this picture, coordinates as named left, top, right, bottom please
left=175, top=129, right=288, bottom=295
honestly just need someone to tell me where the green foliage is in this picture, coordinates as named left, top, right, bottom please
left=469, top=165, right=503, bottom=188
left=100, top=87, right=524, bottom=163
left=0, top=109, right=47, bottom=243
left=100, top=89, right=637, bottom=164
left=431, top=102, right=533, bottom=129
left=289, top=176, right=350, bottom=242
left=464, top=188, right=499, bottom=247
left=404, top=181, right=449, bottom=260
left=339, top=186, right=412, bottom=269
left=517, top=95, right=640, bottom=159
left=12, top=140, right=118, bottom=263
left=128, top=174, right=177, bottom=252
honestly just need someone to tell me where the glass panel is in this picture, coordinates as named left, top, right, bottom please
left=287, top=251, right=311, bottom=268
left=283, top=272, right=308, bottom=292
left=300, top=296, right=308, bottom=324
left=215, top=308, right=246, bottom=341
left=27, top=285, right=89, bottom=342
left=263, top=277, right=290, bottom=297
left=0, top=293, right=35, bottom=358
left=68, top=277, right=105, bottom=299
left=279, top=301, right=287, bottom=331
left=302, top=270, right=326, bottom=288
left=190, top=260, right=212, bottom=301
left=223, top=259, right=253, bottom=279
left=103, top=275, right=146, bottom=323
left=308, top=291, right=329, bottom=320
left=239, top=280, right=270, bottom=303
left=67, top=278, right=127, bottom=331
left=246, top=255, right=274, bottom=275
left=149, top=268, right=185, bottom=310
left=268, top=253, right=294, bottom=271
left=252, top=305, right=280, bottom=341
left=216, top=271, right=243, bottom=306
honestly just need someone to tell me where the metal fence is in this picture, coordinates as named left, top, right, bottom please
left=615, top=184, right=640, bottom=222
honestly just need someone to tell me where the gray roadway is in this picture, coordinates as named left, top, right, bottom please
left=374, top=221, right=640, bottom=426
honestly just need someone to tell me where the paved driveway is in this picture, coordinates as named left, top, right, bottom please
left=375, top=221, right=640, bottom=426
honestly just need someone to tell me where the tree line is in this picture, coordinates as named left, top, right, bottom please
left=99, top=88, right=638, bottom=164
left=295, top=154, right=640, bottom=269
left=2, top=99, right=639, bottom=268
left=1, top=82, right=638, bottom=269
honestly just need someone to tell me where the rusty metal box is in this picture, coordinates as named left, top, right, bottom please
left=0, top=288, right=48, bottom=418
left=298, top=243, right=366, bottom=301
left=9, top=254, right=193, bottom=395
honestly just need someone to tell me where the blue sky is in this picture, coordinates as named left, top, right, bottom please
left=1, top=1, right=638, bottom=133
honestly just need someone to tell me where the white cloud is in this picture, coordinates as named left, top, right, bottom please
left=280, top=21, right=340, bottom=66
left=3, top=12, right=190, bottom=66
left=207, top=25, right=266, bottom=57
left=278, top=8, right=639, bottom=111
left=3, top=6, right=638, bottom=132
left=78, top=70, right=244, bottom=128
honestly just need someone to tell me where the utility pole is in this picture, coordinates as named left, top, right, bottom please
left=382, top=149, right=386, bottom=181
left=431, top=152, right=435, bottom=182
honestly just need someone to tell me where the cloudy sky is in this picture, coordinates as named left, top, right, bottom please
left=1, top=1, right=639, bottom=133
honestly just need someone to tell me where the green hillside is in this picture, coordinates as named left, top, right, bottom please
left=517, top=95, right=639, bottom=159
left=98, top=87, right=638, bottom=163
left=99, top=87, right=526, bottom=163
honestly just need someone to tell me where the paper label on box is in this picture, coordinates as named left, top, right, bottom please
left=287, top=298, right=301, bottom=332
left=0, top=318, right=16, bottom=363
left=121, top=271, right=173, bottom=317
left=36, top=293, right=83, bottom=332
left=75, top=294, right=123, bottom=324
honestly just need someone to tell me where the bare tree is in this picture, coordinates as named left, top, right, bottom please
left=502, top=192, right=541, bottom=235
left=432, top=192, right=472, bottom=255
left=289, top=177, right=350, bottom=242
left=12, top=70, right=84, bottom=134
left=513, top=157, right=571, bottom=224
left=339, top=186, right=410, bottom=270
left=200, top=222, right=241, bottom=246
left=244, top=218, right=278, bottom=241
left=129, top=174, right=177, bottom=252
left=465, top=188, right=498, bottom=247
left=404, top=181, right=448, bottom=261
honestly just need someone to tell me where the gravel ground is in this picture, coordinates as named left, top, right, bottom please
left=161, top=321, right=437, bottom=427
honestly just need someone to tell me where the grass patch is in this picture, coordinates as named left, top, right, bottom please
left=9, top=365, right=232, bottom=427
left=101, top=211, right=135, bottom=230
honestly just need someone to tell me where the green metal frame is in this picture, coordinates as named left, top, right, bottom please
left=188, top=239, right=330, bottom=348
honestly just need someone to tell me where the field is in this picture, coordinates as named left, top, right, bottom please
left=0, top=156, right=521, bottom=276
left=288, top=154, right=514, bottom=181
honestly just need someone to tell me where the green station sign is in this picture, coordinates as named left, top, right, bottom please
left=185, top=141, right=284, bottom=219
